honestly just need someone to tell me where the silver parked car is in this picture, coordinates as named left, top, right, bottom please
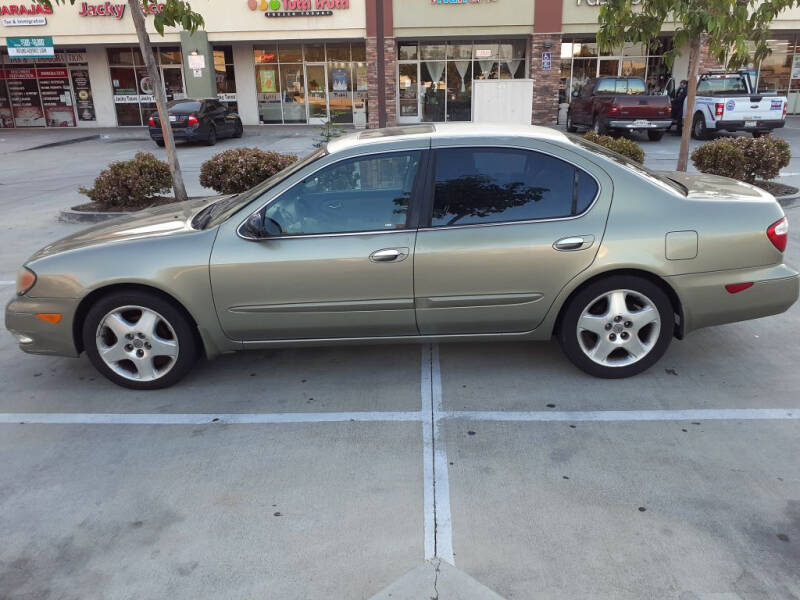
left=6, top=124, right=798, bottom=389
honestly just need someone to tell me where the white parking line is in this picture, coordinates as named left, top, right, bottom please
left=445, top=408, right=799, bottom=422
left=0, top=411, right=423, bottom=425
left=421, top=344, right=455, bottom=565
left=0, top=280, right=14, bottom=286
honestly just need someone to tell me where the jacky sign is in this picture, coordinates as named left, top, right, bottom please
left=78, top=2, right=125, bottom=17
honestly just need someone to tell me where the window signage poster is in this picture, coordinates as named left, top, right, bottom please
left=792, top=55, right=800, bottom=80
left=70, top=69, right=96, bottom=121
left=7, top=36, right=54, bottom=58
left=542, top=51, right=551, bottom=70
left=259, top=68, right=277, bottom=93
left=355, top=63, right=368, bottom=91
left=6, top=68, right=46, bottom=126
left=331, top=67, right=347, bottom=91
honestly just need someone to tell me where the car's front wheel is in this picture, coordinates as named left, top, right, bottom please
left=82, top=290, right=199, bottom=389
left=566, top=112, right=578, bottom=133
left=558, top=276, right=673, bottom=378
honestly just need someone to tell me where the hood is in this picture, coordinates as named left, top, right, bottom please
left=29, top=196, right=230, bottom=262
left=659, top=171, right=776, bottom=203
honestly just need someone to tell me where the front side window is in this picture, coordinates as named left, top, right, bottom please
left=263, top=151, right=422, bottom=236
left=430, top=148, right=598, bottom=227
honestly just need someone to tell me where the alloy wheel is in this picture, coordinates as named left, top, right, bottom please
left=575, top=289, right=661, bottom=367
left=95, top=305, right=179, bottom=382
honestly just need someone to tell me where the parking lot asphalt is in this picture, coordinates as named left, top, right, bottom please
left=1, top=126, right=800, bottom=599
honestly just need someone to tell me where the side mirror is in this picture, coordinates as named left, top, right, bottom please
left=242, top=211, right=282, bottom=239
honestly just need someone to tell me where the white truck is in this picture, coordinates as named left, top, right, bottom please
left=669, top=71, right=787, bottom=140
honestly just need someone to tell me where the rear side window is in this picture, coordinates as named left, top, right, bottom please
left=168, top=101, right=201, bottom=112
left=430, top=147, right=598, bottom=227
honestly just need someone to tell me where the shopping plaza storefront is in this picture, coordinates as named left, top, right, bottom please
left=4, top=0, right=800, bottom=129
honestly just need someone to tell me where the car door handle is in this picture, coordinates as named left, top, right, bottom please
left=369, top=247, right=409, bottom=263
left=553, top=235, right=595, bottom=251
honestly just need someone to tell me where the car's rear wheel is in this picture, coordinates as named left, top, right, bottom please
left=232, top=119, right=244, bottom=138
left=205, top=126, right=217, bottom=146
left=155, top=139, right=165, bottom=147
left=691, top=112, right=709, bottom=140
left=82, top=290, right=198, bottom=390
left=752, top=131, right=764, bottom=138
left=558, top=276, right=673, bottom=378
left=647, top=130, right=664, bottom=141
left=566, top=112, right=578, bottom=133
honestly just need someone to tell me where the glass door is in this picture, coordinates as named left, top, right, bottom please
left=398, top=63, right=420, bottom=123
left=162, top=66, right=185, bottom=101
left=305, top=63, right=329, bottom=124
left=421, top=60, right=446, bottom=122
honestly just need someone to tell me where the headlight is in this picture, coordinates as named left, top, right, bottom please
left=16, top=267, right=36, bottom=296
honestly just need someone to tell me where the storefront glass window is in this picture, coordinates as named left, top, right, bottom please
left=1, top=48, right=91, bottom=128
left=399, top=42, right=418, bottom=61
left=253, top=42, right=366, bottom=125
left=561, top=37, right=673, bottom=111
left=398, top=38, right=528, bottom=123
left=108, top=47, right=184, bottom=126
left=213, top=46, right=237, bottom=112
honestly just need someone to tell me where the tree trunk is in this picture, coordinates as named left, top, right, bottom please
left=128, top=0, right=188, bottom=203
left=677, top=35, right=702, bottom=172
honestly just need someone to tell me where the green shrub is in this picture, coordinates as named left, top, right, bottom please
left=79, top=152, right=172, bottom=211
left=582, top=131, right=645, bottom=164
left=691, top=135, right=790, bottom=184
left=200, top=147, right=298, bottom=194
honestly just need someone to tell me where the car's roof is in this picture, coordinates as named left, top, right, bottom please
left=327, top=122, right=571, bottom=154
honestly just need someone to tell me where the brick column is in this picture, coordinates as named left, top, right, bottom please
left=531, top=34, right=562, bottom=126
left=698, top=34, right=724, bottom=72
left=366, top=36, right=397, bottom=128
left=366, top=0, right=396, bottom=128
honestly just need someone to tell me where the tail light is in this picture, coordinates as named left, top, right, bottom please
left=607, top=103, right=619, bottom=115
left=187, top=114, right=199, bottom=126
left=148, top=115, right=156, bottom=127
left=767, top=217, right=788, bottom=252
left=714, top=103, right=724, bottom=117
left=725, top=282, right=754, bottom=294
left=783, top=102, right=787, bottom=118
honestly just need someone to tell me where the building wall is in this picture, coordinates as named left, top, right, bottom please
left=85, top=45, right=116, bottom=127
left=232, top=43, right=258, bottom=127
left=393, top=0, right=533, bottom=38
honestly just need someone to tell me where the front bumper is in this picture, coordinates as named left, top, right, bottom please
left=668, top=263, right=799, bottom=335
left=714, top=119, right=785, bottom=132
left=608, top=119, right=673, bottom=130
left=5, top=295, right=80, bottom=357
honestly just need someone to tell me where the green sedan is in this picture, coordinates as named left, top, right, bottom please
left=6, top=124, right=798, bottom=389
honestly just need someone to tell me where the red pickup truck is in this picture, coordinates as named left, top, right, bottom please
left=566, top=76, right=673, bottom=141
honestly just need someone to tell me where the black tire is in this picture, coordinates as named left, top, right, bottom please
left=647, top=130, right=665, bottom=142
left=592, top=115, right=607, bottom=135
left=232, top=119, right=244, bottom=138
left=82, top=290, right=199, bottom=390
left=691, top=112, right=709, bottom=140
left=205, top=126, right=217, bottom=146
left=557, top=275, right=674, bottom=379
left=752, top=131, right=764, bottom=138
left=155, top=139, right=165, bottom=147
left=566, top=112, right=578, bottom=133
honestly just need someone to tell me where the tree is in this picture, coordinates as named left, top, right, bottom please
left=597, top=0, right=799, bottom=172
left=37, top=0, right=204, bottom=202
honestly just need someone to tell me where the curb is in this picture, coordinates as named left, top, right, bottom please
left=22, top=134, right=101, bottom=152
left=777, top=194, right=800, bottom=210
left=59, top=208, right=128, bottom=224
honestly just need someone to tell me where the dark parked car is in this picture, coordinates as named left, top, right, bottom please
left=148, top=98, right=243, bottom=147
left=567, top=77, right=673, bottom=141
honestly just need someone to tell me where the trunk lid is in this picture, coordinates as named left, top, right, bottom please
left=614, top=94, right=671, bottom=119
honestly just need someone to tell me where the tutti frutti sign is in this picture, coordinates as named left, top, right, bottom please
left=7, top=36, right=54, bottom=58
left=248, top=0, right=350, bottom=17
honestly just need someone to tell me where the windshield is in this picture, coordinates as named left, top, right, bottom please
left=193, top=147, right=327, bottom=230
left=696, top=75, right=748, bottom=96
left=569, top=135, right=687, bottom=196
left=595, top=78, right=646, bottom=95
